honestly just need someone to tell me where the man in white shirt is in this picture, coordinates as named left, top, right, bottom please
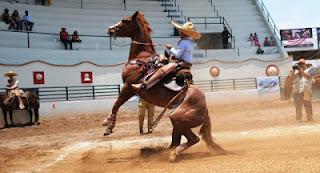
left=289, top=58, right=313, bottom=122
left=22, top=10, right=33, bottom=31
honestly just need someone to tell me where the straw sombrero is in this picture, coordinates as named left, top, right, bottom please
left=4, top=70, right=17, bottom=77
left=171, top=21, right=201, bottom=40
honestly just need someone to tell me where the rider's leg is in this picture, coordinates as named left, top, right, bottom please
left=138, top=99, right=147, bottom=134
left=132, top=63, right=177, bottom=90
left=17, top=96, right=25, bottom=109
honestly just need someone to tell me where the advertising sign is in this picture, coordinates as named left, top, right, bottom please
left=280, top=28, right=313, bottom=48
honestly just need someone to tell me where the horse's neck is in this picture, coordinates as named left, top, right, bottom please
left=128, top=36, right=155, bottom=61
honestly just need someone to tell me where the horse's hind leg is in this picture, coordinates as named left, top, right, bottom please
left=169, top=128, right=200, bottom=162
left=169, top=126, right=182, bottom=149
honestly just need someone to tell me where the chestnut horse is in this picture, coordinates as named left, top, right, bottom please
left=1, top=90, right=39, bottom=127
left=103, top=11, right=224, bottom=161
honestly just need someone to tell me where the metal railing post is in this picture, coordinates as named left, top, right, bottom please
left=109, top=36, right=112, bottom=50
left=210, top=80, right=213, bottom=92
left=27, top=32, right=30, bottom=48
left=65, top=87, right=69, bottom=101
left=117, top=85, right=121, bottom=94
left=92, top=86, right=95, bottom=99
left=204, top=17, right=207, bottom=30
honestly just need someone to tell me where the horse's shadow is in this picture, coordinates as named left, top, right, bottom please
left=139, top=146, right=233, bottom=162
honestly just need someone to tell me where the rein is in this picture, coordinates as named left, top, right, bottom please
left=151, top=82, right=189, bottom=129
left=131, top=40, right=164, bottom=47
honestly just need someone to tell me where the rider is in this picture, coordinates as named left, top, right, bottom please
left=131, top=21, right=201, bottom=90
left=4, top=70, right=25, bottom=109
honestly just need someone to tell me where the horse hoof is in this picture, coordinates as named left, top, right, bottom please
left=102, top=119, right=108, bottom=126
left=168, top=151, right=177, bottom=163
left=33, top=122, right=40, bottom=125
left=103, top=129, right=113, bottom=136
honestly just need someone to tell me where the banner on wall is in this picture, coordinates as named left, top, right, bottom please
left=256, top=77, right=280, bottom=93
left=280, top=28, right=313, bottom=48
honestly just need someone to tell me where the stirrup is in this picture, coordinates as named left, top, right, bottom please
left=19, top=104, right=25, bottom=110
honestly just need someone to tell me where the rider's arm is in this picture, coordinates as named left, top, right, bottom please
left=169, top=40, right=187, bottom=59
left=8, top=80, right=19, bottom=90
left=299, top=68, right=311, bottom=79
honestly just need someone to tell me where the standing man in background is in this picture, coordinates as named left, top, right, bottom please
left=221, top=26, right=230, bottom=49
left=288, top=58, right=314, bottom=122
left=138, top=98, right=155, bottom=134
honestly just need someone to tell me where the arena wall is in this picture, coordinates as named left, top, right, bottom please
left=0, top=57, right=292, bottom=88
left=38, top=89, right=280, bottom=117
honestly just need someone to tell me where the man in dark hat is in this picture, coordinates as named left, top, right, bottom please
left=1, top=8, right=10, bottom=24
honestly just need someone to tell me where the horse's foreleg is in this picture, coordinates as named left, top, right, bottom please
left=34, top=107, right=40, bottom=125
left=9, top=110, right=14, bottom=127
left=2, top=109, right=9, bottom=127
left=103, top=84, right=135, bottom=136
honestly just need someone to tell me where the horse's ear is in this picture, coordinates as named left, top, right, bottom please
left=132, top=11, right=139, bottom=20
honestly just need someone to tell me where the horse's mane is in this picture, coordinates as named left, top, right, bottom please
left=136, top=12, right=153, bottom=36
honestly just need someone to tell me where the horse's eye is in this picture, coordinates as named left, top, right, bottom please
left=122, top=19, right=130, bottom=24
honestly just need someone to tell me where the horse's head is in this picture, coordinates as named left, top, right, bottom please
left=108, top=11, right=152, bottom=39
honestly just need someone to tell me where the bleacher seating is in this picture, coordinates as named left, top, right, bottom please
left=0, top=0, right=286, bottom=66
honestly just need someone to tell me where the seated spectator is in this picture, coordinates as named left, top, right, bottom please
left=270, top=37, right=276, bottom=46
left=253, top=33, right=260, bottom=47
left=248, top=33, right=254, bottom=46
left=22, top=10, right=34, bottom=31
left=263, top=37, right=270, bottom=47
left=8, top=10, right=22, bottom=30
left=1, top=8, right=10, bottom=24
left=35, top=0, right=52, bottom=6
left=59, top=27, right=73, bottom=50
left=256, top=45, right=264, bottom=55
left=71, top=30, right=82, bottom=42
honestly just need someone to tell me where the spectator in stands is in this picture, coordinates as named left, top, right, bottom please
left=138, top=98, right=155, bottom=134
left=1, top=8, right=10, bottom=24
left=253, top=33, right=260, bottom=47
left=221, top=26, right=230, bottom=49
left=8, top=10, right=22, bottom=30
left=22, top=10, right=34, bottom=31
left=248, top=33, right=254, bottom=46
left=263, top=37, right=270, bottom=47
left=256, top=45, right=264, bottom=55
left=270, top=37, right=276, bottom=46
left=71, top=30, right=82, bottom=42
left=59, top=27, right=73, bottom=50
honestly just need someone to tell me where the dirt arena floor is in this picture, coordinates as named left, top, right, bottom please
left=1, top=100, right=320, bottom=173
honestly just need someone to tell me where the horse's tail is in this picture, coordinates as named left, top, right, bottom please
left=199, top=109, right=225, bottom=153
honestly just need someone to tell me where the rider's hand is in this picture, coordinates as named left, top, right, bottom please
left=165, top=44, right=172, bottom=49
